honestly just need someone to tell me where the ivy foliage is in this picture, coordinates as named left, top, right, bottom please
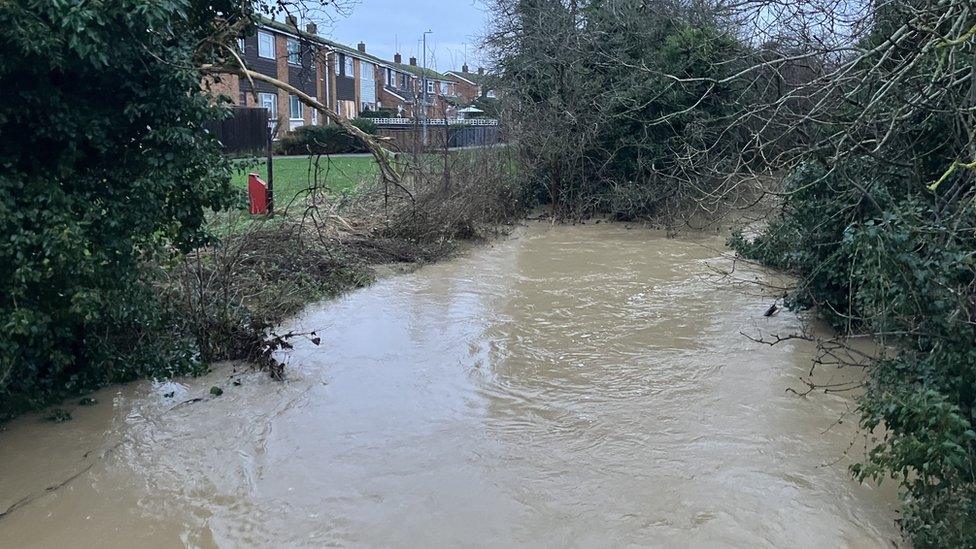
left=725, top=0, right=976, bottom=539
left=732, top=153, right=976, bottom=547
left=0, top=0, right=240, bottom=419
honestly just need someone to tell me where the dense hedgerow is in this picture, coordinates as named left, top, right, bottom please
left=0, top=0, right=239, bottom=419
left=732, top=157, right=976, bottom=545
left=275, top=119, right=379, bottom=155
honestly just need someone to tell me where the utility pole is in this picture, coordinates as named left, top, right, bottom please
left=266, top=118, right=276, bottom=216
left=422, top=30, right=432, bottom=147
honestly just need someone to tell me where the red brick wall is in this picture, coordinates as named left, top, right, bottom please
left=202, top=73, right=240, bottom=105
left=447, top=74, right=480, bottom=104
left=379, top=88, right=410, bottom=116
left=315, top=56, right=326, bottom=125
left=275, top=35, right=289, bottom=127
left=352, top=59, right=362, bottom=114
left=327, top=52, right=337, bottom=121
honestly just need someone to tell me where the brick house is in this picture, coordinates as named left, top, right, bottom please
left=211, top=17, right=387, bottom=133
left=325, top=40, right=386, bottom=119
left=445, top=66, right=499, bottom=104
left=381, top=54, right=459, bottom=119
left=207, top=17, right=482, bottom=133
left=234, top=17, right=327, bottom=132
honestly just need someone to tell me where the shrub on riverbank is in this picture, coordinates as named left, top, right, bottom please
left=731, top=159, right=976, bottom=545
left=275, top=120, right=378, bottom=156
left=722, top=0, right=976, bottom=538
left=0, top=0, right=237, bottom=420
left=165, top=146, right=522, bottom=375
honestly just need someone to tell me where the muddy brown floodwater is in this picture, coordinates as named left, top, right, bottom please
left=0, top=222, right=902, bottom=548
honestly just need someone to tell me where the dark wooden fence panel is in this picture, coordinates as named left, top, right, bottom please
left=448, top=125, right=500, bottom=148
left=374, top=122, right=503, bottom=152
left=205, top=107, right=268, bottom=155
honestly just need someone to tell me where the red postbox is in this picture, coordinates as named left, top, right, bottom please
left=247, top=173, right=268, bottom=215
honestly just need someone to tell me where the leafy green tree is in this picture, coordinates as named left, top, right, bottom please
left=0, top=0, right=238, bottom=418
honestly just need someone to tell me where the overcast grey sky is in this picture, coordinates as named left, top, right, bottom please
left=314, top=0, right=491, bottom=73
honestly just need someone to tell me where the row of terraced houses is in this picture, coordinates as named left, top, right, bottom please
left=209, top=17, right=497, bottom=133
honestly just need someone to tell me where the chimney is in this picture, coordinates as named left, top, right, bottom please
left=462, top=63, right=469, bottom=73
left=409, top=56, right=417, bottom=66
left=394, top=53, right=402, bottom=64
left=357, top=42, right=366, bottom=53
left=306, top=22, right=317, bottom=34
left=285, top=14, right=298, bottom=27
left=478, top=67, right=485, bottom=76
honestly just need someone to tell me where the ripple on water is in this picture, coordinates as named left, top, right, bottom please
left=0, top=222, right=902, bottom=548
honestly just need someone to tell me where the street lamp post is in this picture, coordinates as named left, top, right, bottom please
left=422, top=30, right=432, bottom=147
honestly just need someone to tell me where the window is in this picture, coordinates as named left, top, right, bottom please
left=287, top=39, right=300, bottom=65
left=400, top=74, right=408, bottom=89
left=311, top=98, right=318, bottom=125
left=237, top=37, right=245, bottom=52
left=258, top=31, right=274, bottom=59
left=344, top=56, right=354, bottom=77
left=486, top=90, right=497, bottom=98
left=386, top=68, right=394, bottom=86
left=259, top=92, right=277, bottom=120
left=289, top=94, right=303, bottom=119
left=440, top=82, right=449, bottom=95
left=359, top=61, right=376, bottom=105
left=426, top=80, right=435, bottom=94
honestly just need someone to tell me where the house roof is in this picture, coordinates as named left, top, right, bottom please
left=389, top=61, right=448, bottom=82
left=258, top=18, right=460, bottom=81
left=446, top=70, right=495, bottom=86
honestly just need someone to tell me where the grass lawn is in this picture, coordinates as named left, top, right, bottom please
left=232, top=156, right=380, bottom=207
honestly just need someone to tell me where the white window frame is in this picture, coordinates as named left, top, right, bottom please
left=259, top=92, right=277, bottom=120
left=237, top=37, right=245, bottom=52
left=360, top=61, right=372, bottom=79
left=289, top=94, right=303, bottom=120
left=258, top=31, right=275, bottom=60
left=344, top=56, right=354, bottom=77
left=287, top=38, right=300, bottom=65
left=426, top=80, right=435, bottom=94
left=311, top=97, right=318, bottom=125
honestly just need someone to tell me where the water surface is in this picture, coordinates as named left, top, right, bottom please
left=0, top=222, right=900, bottom=547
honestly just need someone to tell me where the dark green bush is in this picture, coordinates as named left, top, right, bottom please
left=732, top=156, right=976, bottom=546
left=358, top=107, right=398, bottom=119
left=275, top=119, right=378, bottom=155
left=0, top=0, right=238, bottom=419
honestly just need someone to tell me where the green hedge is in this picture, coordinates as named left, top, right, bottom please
left=358, top=107, right=398, bottom=119
left=0, top=0, right=237, bottom=419
left=275, top=119, right=378, bottom=155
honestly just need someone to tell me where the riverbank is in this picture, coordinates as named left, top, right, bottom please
left=0, top=145, right=520, bottom=422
